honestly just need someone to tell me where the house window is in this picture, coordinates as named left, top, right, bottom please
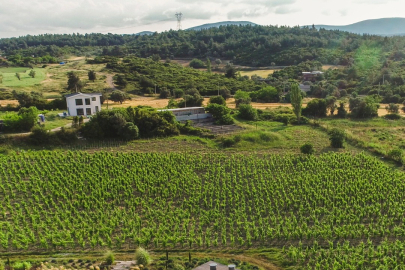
left=85, top=98, right=90, bottom=105
left=91, top=97, right=96, bottom=101
left=95, top=106, right=99, bottom=112
left=76, top=108, right=84, bottom=115
left=75, top=99, right=83, bottom=106
left=86, top=108, right=92, bottom=115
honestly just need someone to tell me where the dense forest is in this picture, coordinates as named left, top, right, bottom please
left=3, top=25, right=405, bottom=66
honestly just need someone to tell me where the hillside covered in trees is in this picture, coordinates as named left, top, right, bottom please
left=3, top=24, right=405, bottom=67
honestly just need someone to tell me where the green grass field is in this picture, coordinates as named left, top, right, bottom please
left=0, top=68, right=46, bottom=87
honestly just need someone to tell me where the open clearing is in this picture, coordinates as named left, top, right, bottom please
left=0, top=68, right=46, bottom=87
left=239, top=69, right=279, bottom=77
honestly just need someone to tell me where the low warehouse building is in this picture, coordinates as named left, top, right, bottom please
left=159, top=107, right=212, bottom=121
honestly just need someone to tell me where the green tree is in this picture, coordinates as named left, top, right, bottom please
left=189, top=58, right=206, bottom=68
left=29, top=70, right=36, bottom=78
left=110, top=90, right=130, bottom=104
left=337, top=102, right=348, bottom=118
left=159, top=88, right=171, bottom=99
left=215, top=59, right=222, bottom=68
left=234, top=90, right=251, bottom=107
left=326, top=96, right=337, bottom=115
left=209, top=96, right=226, bottom=106
left=0, top=73, right=3, bottom=83
left=67, top=71, right=83, bottom=92
left=220, top=88, right=231, bottom=100
left=328, top=128, right=345, bottom=148
left=225, top=64, right=237, bottom=79
left=238, top=104, right=258, bottom=120
left=290, top=83, right=303, bottom=123
left=205, top=103, right=234, bottom=125
left=206, top=57, right=212, bottom=73
left=88, top=70, right=96, bottom=82
left=15, top=73, right=21, bottom=80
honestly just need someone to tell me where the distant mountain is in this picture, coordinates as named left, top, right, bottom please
left=311, top=18, right=405, bottom=36
left=136, top=31, right=154, bottom=36
left=187, top=21, right=257, bottom=31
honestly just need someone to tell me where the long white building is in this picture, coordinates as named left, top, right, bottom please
left=65, top=92, right=102, bottom=116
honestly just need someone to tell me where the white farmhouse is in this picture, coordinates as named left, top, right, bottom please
left=65, top=92, right=102, bottom=116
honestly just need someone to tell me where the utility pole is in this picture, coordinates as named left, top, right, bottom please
left=155, top=84, right=157, bottom=95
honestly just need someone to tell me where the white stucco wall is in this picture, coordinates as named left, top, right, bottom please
left=66, top=94, right=102, bottom=116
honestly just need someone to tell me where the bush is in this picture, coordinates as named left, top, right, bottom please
left=336, top=102, right=348, bottom=118
left=0, top=260, right=4, bottom=270
left=384, top=113, right=402, bottom=120
left=205, top=103, right=233, bottom=124
left=385, top=103, right=399, bottom=114
left=105, top=251, right=115, bottom=265
left=300, top=143, right=315, bottom=154
left=238, top=104, right=258, bottom=120
left=12, top=262, right=31, bottom=270
left=302, top=99, right=327, bottom=117
left=29, top=125, right=55, bottom=145
left=328, top=128, right=345, bottom=148
left=234, top=90, right=251, bottom=107
left=159, top=88, right=171, bottom=99
left=388, top=148, right=403, bottom=163
left=209, top=96, right=226, bottom=106
left=135, top=248, right=152, bottom=266
left=54, top=127, right=78, bottom=143
left=189, top=59, right=206, bottom=68
left=121, top=122, right=139, bottom=140
left=220, top=88, right=231, bottom=100
left=174, top=89, right=184, bottom=98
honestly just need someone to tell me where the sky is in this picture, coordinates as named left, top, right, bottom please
left=0, top=0, right=405, bottom=38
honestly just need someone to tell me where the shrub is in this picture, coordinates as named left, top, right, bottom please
left=209, top=96, right=226, bottom=106
left=174, top=89, right=184, bottom=98
left=300, top=143, right=315, bottom=155
left=384, top=113, right=401, bottom=120
left=388, top=148, right=403, bottom=163
left=217, top=114, right=234, bottom=125
left=386, top=103, right=399, bottom=114
left=302, top=99, right=327, bottom=117
left=189, top=59, right=206, bottom=68
left=159, top=89, right=171, bottom=99
left=328, top=128, right=345, bottom=148
left=234, top=90, right=251, bottom=107
left=220, top=88, right=231, bottom=100
left=135, top=248, right=152, bottom=266
left=12, top=262, right=31, bottom=270
left=105, top=251, right=115, bottom=265
left=238, top=104, right=258, bottom=120
left=205, top=103, right=233, bottom=125
left=0, top=260, right=4, bottom=270
left=54, top=127, right=78, bottom=143
left=337, top=102, right=348, bottom=118
left=29, top=125, right=55, bottom=145
left=121, top=122, right=139, bottom=140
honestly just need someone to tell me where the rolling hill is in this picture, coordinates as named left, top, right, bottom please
left=187, top=21, right=257, bottom=31
left=312, top=17, right=405, bottom=36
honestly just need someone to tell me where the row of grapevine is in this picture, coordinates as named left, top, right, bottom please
left=1, top=151, right=404, bottom=268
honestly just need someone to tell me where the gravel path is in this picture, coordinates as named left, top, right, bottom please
left=106, top=74, right=116, bottom=90
left=112, top=261, right=136, bottom=270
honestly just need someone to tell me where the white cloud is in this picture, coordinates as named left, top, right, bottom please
left=0, top=0, right=404, bottom=38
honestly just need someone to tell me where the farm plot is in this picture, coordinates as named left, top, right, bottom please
left=1, top=151, right=405, bottom=268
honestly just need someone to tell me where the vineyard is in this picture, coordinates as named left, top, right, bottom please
left=1, top=151, right=405, bottom=269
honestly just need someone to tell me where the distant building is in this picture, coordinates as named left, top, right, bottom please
left=65, top=92, right=102, bottom=116
left=299, top=84, right=311, bottom=92
left=159, top=107, right=212, bottom=121
left=302, top=71, right=324, bottom=82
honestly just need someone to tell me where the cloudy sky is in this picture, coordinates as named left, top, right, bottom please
left=0, top=0, right=404, bottom=38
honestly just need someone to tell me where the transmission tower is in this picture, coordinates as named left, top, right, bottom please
left=175, top=12, right=183, bottom=30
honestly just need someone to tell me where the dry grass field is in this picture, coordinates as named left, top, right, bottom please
left=239, top=69, right=279, bottom=78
